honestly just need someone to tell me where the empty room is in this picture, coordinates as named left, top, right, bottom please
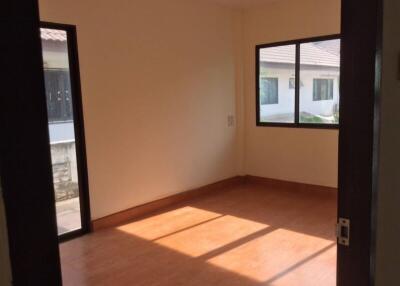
left=39, top=0, right=339, bottom=284
left=2, top=0, right=397, bottom=285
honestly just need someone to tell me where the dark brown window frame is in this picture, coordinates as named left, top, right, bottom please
left=256, top=34, right=341, bottom=129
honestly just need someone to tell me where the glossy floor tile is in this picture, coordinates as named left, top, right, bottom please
left=60, top=182, right=337, bottom=285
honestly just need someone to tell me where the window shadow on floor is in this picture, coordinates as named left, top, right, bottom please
left=60, top=183, right=337, bottom=285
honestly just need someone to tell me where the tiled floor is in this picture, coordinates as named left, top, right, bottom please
left=56, top=198, right=81, bottom=235
left=60, top=182, right=337, bottom=285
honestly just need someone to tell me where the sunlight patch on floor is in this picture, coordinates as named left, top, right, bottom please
left=155, top=215, right=269, bottom=257
left=206, top=228, right=336, bottom=283
left=61, top=183, right=338, bottom=286
left=117, top=206, right=223, bottom=240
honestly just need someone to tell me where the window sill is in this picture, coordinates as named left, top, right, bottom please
left=48, top=120, right=74, bottom=125
left=256, top=122, right=339, bottom=130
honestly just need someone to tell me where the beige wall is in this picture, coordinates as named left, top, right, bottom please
left=375, top=0, right=400, bottom=284
left=39, top=0, right=341, bottom=220
left=39, top=0, right=240, bottom=219
left=242, top=0, right=340, bottom=187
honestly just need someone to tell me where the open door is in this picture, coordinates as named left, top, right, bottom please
left=337, top=0, right=382, bottom=285
left=0, top=1, right=62, bottom=285
left=40, top=22, right=91, bottom=242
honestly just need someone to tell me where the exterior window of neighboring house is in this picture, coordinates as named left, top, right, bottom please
left=43, top=69, right=73, bottom=122
left=257, top=36, right=340, bottom=127
left=313, top=79, right=334, bottom=101
left=289, top=78, right=295, bottom=89
left=289, top=78, right=304, bottom=89
left=260, top=78, right=278, bottom=104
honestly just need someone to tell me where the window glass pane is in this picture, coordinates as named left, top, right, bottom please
left=41, top=28, right=82, bottom=235
left=260, top=78, right=278, bottom=104
left=299, top=39, right=340, bottom=124
left=259, top=45, right=296, bottom=123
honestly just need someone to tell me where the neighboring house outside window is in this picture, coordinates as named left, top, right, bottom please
left=257, top=37, right=340, bottom=126
left=44, top=69, right=73, bottom=123
left=313, top=78, right=334, bottom=101
left=260, top=77, right=278, bottom=105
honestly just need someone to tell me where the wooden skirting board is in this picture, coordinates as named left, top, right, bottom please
left=244, top=175, right=337, bottom=193
left=91, top=176, right=245, bottom=231
left=91, top=175, right=337, bottom=231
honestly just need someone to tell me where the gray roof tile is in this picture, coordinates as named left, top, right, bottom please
left=260, top=39, right=340, bottom=67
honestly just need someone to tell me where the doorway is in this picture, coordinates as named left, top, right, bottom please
left=0, top=0, right=382, bottom=284
left=40, top=22, right=91, bottom=241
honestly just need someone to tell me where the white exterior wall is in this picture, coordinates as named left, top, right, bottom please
left=43, top=39, right=78, bottom=190
left=50, top=141, right=79, bottom=183
left=260, top=67, right=295, bottom=119
left=42, top=40, right=76, bottom=143
left=260, top=65, right=339, bottom=119
left=41, top=40, right=69, bottom=70
left=300, top=68, right=340, bottom=117
left=48, top=121, right=75, bottom=143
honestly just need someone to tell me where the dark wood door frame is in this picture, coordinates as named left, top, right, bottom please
left=0, top=1, right=62, bottom=285
left=337, top=0, right=383, bottom=285
left=0, top=0, right=383, bottom=285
